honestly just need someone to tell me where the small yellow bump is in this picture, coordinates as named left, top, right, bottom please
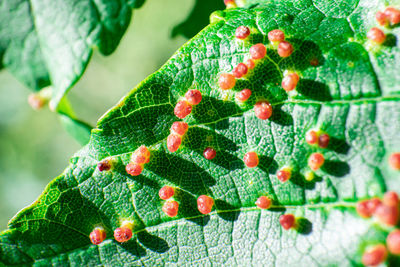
left=305, top=171, right=315, bottom=181
left=120, top=220, right=134, bottom=230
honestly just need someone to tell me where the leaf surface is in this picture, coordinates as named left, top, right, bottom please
left=1, top=0, right=400, bottom=266
left=0, top=0, right=145, bottom=106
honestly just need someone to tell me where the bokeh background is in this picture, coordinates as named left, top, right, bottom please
left=0, top=0, right=221, bottom=229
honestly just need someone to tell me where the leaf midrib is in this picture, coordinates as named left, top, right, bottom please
left=7, top=201, right=359, bottom=265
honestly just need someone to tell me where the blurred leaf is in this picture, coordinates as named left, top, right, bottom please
left=59, top=115, right=92, bottom=146
left=1, top=0, right=400, bottom=266
left=0, top=0, right=146, bottom=107
left=171, top=0, right=225, bottom=38
left=55, top=96, right=92, bottom=146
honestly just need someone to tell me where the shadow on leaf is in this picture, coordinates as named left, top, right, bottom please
left=213, top=151, right=245, bottom=170
left=137, top=231, right=169, bottom=253
left=215, top=200, right=240, bottom=222
left=192, top=96, right=242, bottom=124
left=146, top=151, right=216, bottom=195
left=296, top=79, right=333, bottom=101
left=290, top=171, right=321, bottom=190
left=269, top=207, right=287, bottom=213
left=276, top=39, right=325, bottom=71
left=184, top=126, right=244, bottom=170
left=323, top=160, right=350, bottom=177
left=246, top=57, right=286, bottom=103
left=270, top=104, right=294, bottom=126
left=115, top=161, right=160, bottom=189
left=9, top=182, right=114, bottom=253
left=384, top=33, right=397, bottom=47
left=329, top=137, right=351, bottom=155
left=296, top=217, right=313, bottom=235
left=175, top=188, right=207, bottom=226
left=187, top=215, right=211, bottom=227
left=258, top=155, right=279, bottom=175
left=118, top=238, right=147, bottom=257
left=185, top=126, right=238, bottom=152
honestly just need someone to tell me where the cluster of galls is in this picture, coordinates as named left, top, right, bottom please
left=243, top=151, right=289, bottom=183
left=267, top=30, right=301, bottom=93
left=166, top=120, right=217, bottom=160
left=93, top=146, right=400, bottom=179
left=159, top=186, right=179, bottom=217
left=218, top=27, right=300, bottom=122
left=356, top=192, right=399, bottom=226
left=125, top=146, right=151, bottom=176
left=304, top=130, right=330, bottom=181
left=367, top=7, right=400, bottom=45
left=243, top=130, right=329, bottom=228
left=172, top=90, right=219, bottom=157
left=159, top=185, right=215, bottom=217
left=173, top=27, right=301, bottom=180
left=174, top=89, right=202, bottom=119
left=91, top=13, right=400, bottom=252
left=88, top=189, right=216, bottom=245
left=167, top=121, right=189, bottom=153
left=355, top=191, right=400, bottom=266
left=230, top=152, right=296, bottom=231
left=162, top=26, right=299, bottom=231
left=89, top=221, right=134, bottom=245
left=244, top=130, right=329, bottom=184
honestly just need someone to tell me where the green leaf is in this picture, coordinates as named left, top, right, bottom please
left=59, top=115, right=92, bottom=146
left=0, top=0, right=145, bottom=107
left=2, top=0, right=400, bottom=265
left=171, top=0, right=225, bottom=39
left=56, top=96, right=93, bottom=146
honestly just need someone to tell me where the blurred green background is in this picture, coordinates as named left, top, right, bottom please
left=0, top=0, right=205, bottom=230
